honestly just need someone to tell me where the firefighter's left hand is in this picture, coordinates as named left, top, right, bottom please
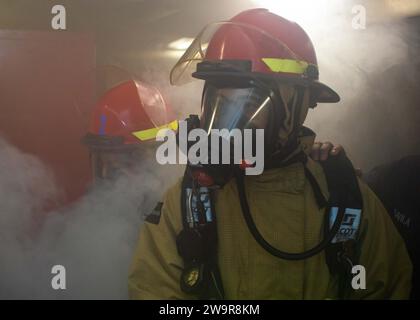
left=310, top=141, right=344, bottom=161
left=310, top=142, right=363, bottom=177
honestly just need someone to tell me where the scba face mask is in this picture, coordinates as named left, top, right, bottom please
left=90, top=147, right=153, bottom=185
left=186, top=80, right=309, bottom=186
left=203, top=80, right=308, bottom=153
left=201, top=84, right=274, bottom=133
left=188, top=81, right=274, bottom=185
left=200, top=81, right=275, bottom=165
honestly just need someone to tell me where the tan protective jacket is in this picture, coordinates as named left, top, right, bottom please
left=129, top=157, right=412, bottom=299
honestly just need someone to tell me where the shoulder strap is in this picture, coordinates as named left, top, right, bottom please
left=320, top=153, right=363, bottom=298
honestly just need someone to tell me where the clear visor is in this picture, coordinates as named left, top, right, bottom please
left=170, top=22, right=304, bottom=86
left=201, top=84, right=273, bottom=133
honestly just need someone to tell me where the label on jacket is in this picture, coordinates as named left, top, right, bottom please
left=329, top=207, right=362, bottom=243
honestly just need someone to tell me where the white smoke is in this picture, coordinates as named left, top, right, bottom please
left=246, top=1, right=419, bottom=169
left=0, top=137, right=183, bottom=299
left=0, top=138, right=61, bottom=299
left=299, top=2, right=418, bottom=169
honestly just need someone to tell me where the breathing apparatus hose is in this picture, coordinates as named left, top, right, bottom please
left=234, top=168, right=345, bottom=261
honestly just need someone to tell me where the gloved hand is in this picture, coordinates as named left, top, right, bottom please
left=310, top=142, right=362, bottom=177
left=310, top=141, right=343, bottom=161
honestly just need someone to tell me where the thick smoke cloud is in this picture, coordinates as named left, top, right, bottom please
left=0, top=138, right=182, bottom=299
left=301, top=4, right=420, bottom=169
left=0, top=138, right=61, bottom=299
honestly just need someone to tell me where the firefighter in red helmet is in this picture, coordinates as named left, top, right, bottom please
left=129, top=9, right=411, bottom=299
left=83, top=79, right=178, bottom=183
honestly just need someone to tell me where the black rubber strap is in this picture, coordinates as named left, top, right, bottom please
left=180, top=170, right=190, bottom=230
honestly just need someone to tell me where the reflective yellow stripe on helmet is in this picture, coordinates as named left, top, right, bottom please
left=132, top=120, right=179, bottom=141
left=262, top=58, right=309, bottom=74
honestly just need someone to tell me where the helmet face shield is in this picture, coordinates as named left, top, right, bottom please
left=87, top=79, right=177, bottom=146
left=200, top=84, right=274, bottom=133
left=170, top=22, right=302, bottom=86
left=170, top=19, right=340, bottom=104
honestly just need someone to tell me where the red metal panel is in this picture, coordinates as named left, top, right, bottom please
left=0, top=30, right=95, bottom=208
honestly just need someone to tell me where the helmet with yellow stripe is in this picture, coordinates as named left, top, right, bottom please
left=171, top=8, right=339, bottom=105
left=83, top=79, right=177, bottom=181
left=170, top=8, right=339, bottom=162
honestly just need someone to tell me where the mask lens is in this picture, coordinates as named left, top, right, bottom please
left=90, top=151, right=134, bottom=182
left=201, top=84, right=273, bottom=133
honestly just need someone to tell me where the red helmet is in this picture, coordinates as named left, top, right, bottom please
left=171, top=8, right=339, bottom=104
left=83, top=79, right=178, bottom=151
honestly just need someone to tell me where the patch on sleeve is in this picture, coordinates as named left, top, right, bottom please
left=145, top=202, right=163, bottom=225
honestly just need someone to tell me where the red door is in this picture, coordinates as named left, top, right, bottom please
left=0, top=30, right=96, bottom=209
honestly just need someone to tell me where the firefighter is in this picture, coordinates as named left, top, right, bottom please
left=82, top=79, right=178, bottom=184
left=129, top=9, right=412, bottom=299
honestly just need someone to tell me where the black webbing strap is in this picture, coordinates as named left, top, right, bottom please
left=320, top=153, right=364, bottom=299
